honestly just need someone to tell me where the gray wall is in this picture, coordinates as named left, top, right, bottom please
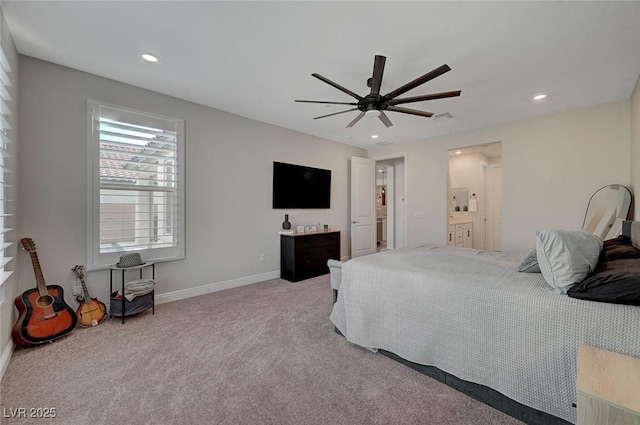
left=17, top=56, right=365, bottom=309
left=631, top=75, right=640, bottom=218
left=369, top=100, right=632, bottom=253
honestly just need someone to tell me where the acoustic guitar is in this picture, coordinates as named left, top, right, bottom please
left=12, top=238, right=77, bottom=348
left=71, top=265, right=106, bottom=327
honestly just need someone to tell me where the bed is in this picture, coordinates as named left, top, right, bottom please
left=330, top=221, right=640, bottom=425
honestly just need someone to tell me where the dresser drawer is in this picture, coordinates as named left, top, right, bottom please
left=295, top=232, right=340, bottom=248
left=281, top=231, right=341, bottom=282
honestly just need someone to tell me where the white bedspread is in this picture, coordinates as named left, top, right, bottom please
left=330, top=245, right=640, bottom=424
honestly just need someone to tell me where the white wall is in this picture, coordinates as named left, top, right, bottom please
left=631, top=74, right=640, bottom=218
left=17, top=56, right=365, bottom=309
left=370, top=100, right=631, bottom=253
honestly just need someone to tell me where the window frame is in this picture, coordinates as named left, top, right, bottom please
left=86, top=99, right=185, bottom=270
left=0, top=40, right=14, bottom=292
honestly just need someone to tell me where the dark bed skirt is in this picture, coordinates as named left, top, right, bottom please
left=334, top=327, right=572, bottom=425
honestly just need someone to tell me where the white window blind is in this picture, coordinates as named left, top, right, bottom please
left=87, top=101, right=185, bottom=269
left=0, top=39, right=14, bottom=289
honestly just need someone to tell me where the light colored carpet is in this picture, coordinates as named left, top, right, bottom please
left=1, top=275, right=523, bottom=425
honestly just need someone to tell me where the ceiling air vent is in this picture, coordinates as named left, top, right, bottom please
left=374, top=141, right=393, bottom=147
left=432, top=112, right=454, bottom=120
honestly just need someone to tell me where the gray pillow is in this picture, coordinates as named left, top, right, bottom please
left=535, top=229, right=603, bottom=294
left=517, top=249, right=540, bottom=273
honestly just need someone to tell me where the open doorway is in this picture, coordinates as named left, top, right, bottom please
left=448, top=142, right=502, bottom=251
left=374, top=155, right=407, bottom=251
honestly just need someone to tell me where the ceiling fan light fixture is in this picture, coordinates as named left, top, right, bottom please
left=365, top=109, right=381, bottom=118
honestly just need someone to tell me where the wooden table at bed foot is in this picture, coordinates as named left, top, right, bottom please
left=577, top=344, right=640, bottom=425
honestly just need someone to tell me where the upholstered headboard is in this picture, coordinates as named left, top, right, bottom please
left=621, top=221, right=640, bottom=246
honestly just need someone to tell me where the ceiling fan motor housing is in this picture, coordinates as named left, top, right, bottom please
left=360, top=94, right=387, bottom=112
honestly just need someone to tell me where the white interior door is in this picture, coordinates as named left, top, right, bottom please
left=351, top=156, right=376, bottom=258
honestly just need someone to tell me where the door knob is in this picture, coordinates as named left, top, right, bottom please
left=352, top=220, right=359, bottom=224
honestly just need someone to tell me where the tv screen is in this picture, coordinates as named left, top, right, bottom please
left=272, top=162, right=331, bottom=209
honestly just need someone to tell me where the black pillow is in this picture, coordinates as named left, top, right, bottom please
left=599, top=235, right=640, bottom=262
left=567, top=258, right=640, bottom=305
left=602, top=234, right=631, bottom=247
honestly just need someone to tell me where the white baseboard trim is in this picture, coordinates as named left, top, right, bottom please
left=155, top=270, right=280, bottom=305
left=0, top=341, right=14, bottom=382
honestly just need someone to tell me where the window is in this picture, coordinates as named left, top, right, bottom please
left=87, top=100, right=185, bottom=269
left=0, top=41, right=14, bottom=292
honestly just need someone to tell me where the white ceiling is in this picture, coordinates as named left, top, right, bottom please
left=3, top=1, right=639, bottom=149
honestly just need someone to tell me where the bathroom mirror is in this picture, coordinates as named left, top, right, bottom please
left=451, top=187, right=469, bottom=212
left=376, top=186, right=386, bottom=207
left=582, top=184, right=632, bottom=240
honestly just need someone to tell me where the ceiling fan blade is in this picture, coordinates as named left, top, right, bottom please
left=346, top=111, right=366, bottom=128
left=370, top=55, right=386, bottom=95
left=312, top=73, right=364, bottom=101
left=383, top=64, right=451, bottom=101
left=313, top=108, right=359, bottom=120
left=295, top=100, right=359, bottom=105
left=388, top=90, right=461, bottom=106
left=378, top=111, right=393, bottom=128
left=386, top=106, right=434, bottom=118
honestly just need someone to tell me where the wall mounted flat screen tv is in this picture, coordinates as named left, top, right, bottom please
left=272, top=161, right=331, bottom=209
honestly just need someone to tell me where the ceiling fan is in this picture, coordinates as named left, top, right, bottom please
left=295, top=55, right=461, bottom=128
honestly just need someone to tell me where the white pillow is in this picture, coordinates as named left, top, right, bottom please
left=535, top=229, right=603, bottom=294
left=517, top=249, right=540, bottom=273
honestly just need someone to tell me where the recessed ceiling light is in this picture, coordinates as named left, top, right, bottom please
left=455, top=150, right=462, bottom=155
left=371, top=134, right=379, bottom=139
left=343, top=135, right=352, bottom=140
left=141, top=53, right=160, bottom=63
left=533, top=93, right=547, bottom=101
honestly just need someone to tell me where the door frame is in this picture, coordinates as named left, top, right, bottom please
left=448, top=143, right=502, bottom=251
left=372, top=152, right=408, bottom=250
left=382, top=165, right=395, bottom=249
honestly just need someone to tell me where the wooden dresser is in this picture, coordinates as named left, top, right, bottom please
left=577, top=344, right=640, bottom=425
left=280, top=230, right=340, bottom=282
